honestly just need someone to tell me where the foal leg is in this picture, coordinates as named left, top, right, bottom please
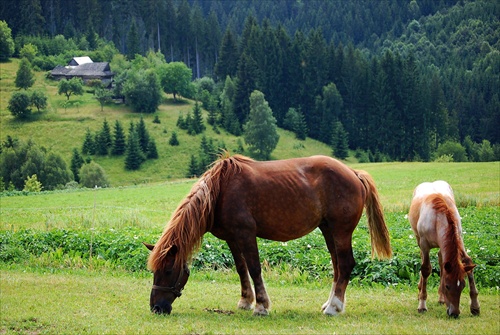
left=437, top=250, right=446, bottom=304
left=227, top=241, right=255, bottom=310
left=467, top=270, right=480, bottom=315
left=418, top=249, right=432, bottom=312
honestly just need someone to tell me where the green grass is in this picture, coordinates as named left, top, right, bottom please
left=2, top=267, right=499, bottom=335
left=1, top=162, right=498, bottom=231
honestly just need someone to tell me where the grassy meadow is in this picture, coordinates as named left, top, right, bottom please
left=1, top=59, right=500, bottom=334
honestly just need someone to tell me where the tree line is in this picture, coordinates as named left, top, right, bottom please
left=0, top=0, right=498, bottom=162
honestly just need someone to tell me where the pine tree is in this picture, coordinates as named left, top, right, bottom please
left=332, top=121, right=349, bottom=160
left=125, top=131, right=145, bottom=170
left=169, top=131, right=179, bottom=146
left=234, top=52, right=260, bottom=125
left=101, top=119, right=112, bottom=150
left=215, top=29, right=239, bottom=80
left=186, top=155, right=198, bottom=178
left=15, top=57, right=35, bottom=90
left=127, top=19, right=140, bottom=60
left=82, top=128, right=95, bottom=155
left=112, top=120, right=126, bottom=155
left=146, top=138, right=158, bottom=159
left=136, top=116, right=150, bottom=153
left=188, top=101, right=205, bottom=135
left=70, top=148, right=84, bottom=182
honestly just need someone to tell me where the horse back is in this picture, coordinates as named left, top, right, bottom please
left=213, top=156, right=365, bottom=241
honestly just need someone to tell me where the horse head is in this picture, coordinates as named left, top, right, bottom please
left=144, top=243, right=190, bottom=315
left=442, top=258, right=476, bottom=318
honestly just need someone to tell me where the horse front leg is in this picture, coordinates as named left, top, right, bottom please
left=418, top=249, right=432, bottom=312
left=242, top=242, right=271, bottom=316
left=227, top=241, right=255, bottom=310
left=467, top=270, right=480, bottom=315
left=437, top=250, right=446, bottom=304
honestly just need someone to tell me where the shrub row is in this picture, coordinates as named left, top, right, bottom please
left=1, top=208, right=498, bottom=288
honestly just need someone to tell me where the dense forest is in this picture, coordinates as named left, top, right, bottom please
left=1, top=0, right=499, bottom=162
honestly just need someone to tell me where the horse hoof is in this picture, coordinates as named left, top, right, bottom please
left=237, top=299, right=254, bottom=310
left=253, top=309, right=269, bottom=316
left=418, top=308, right=427, bottom=313
left=471, top=307, right=480, bottom=316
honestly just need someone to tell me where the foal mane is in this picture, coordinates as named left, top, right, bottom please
left=429, top=194, right=465, bottom=279
left=148, top=153, right=253, bottom=272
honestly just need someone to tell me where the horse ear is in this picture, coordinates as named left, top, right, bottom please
left=167, top=245, right=178, bottom=256
left=143, top=242, right=155, bottom=251
left=444, top=261, right=452, bottom=273
left=463, top=263, right=476, bottom=273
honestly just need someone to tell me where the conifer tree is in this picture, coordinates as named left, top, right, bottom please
left=125, top=131, right=145, bottom=170
left=331, top=121, right=349, bottom=160
left=146, top=138, right=158, bottom=159
left=112, top=120, right=126, bottom=155
left=169, top=131, right=179, bottom=146
left=127, top=19, right=140, bottom=60
left=82, top=128, right=95, bottom=155
left=243, top=90, right=280, bottom=160
left=189, top=101, right=205, bottom=135
left=136, top=116, right=150, bottom=153
left=186, top=155, right=199, bottom=178
left=70, top=148, right=84, bottom=182
left=15, top=57, right=35, bottom=90
left=101, top=119, right=112, bottom=150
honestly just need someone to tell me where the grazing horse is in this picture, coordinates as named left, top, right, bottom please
left=144, top=154, right=392, bottom=316
left=408, top=181, right=480, bottom=317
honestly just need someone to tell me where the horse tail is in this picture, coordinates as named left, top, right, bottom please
left=355, top=170, right=392, bottom=260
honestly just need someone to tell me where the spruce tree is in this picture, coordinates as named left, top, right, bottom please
left=15, top=57, right=35, bottom=90
left=82, top=128, right=95, bottom=155
left=146, top=138, right=158, bottom=159
left=136, top=116, right=150, bottom=153
left=186, top=155, right=199, bottom=178
left=112, top=120, right=126, bottom=155
left=189, top=101, right=205, bottom=135
left=332, top=121, right=349, bottom=160
left=125, top=131, right=145, bottom=170
left=127, top=19, right=140, bottom=60
left=101, top=119, right=112, bottom=150
left=70, top=148, right=84, bottom=182
left=169, top=131, right=179, bottom=146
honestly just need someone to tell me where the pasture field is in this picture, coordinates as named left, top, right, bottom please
left=1, top=266, right=499, bottom=335
left=1, top=162, right=499, bottom=334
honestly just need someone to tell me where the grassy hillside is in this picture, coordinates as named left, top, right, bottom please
left=0, top=59, right=334, bottom=186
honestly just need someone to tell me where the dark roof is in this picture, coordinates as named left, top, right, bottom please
left=51, top=62, right=113, bottom=78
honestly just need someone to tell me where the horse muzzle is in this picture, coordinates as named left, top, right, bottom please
left=151, top=301, right=172, bottom=315
left=447, top=306, right=460, bottom=318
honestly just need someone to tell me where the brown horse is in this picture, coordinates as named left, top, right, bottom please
left=408, top=181, right=480, bottom=317
left=144, top=154, right=392, bottom=316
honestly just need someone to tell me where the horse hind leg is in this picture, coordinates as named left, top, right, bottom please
left=320, top=225, right=355, bottom=316
left=418, top=249, right=432, bottom=312
left=227, top=241, right=255, bottom=310
left=319, top=225, right=340, bottom=314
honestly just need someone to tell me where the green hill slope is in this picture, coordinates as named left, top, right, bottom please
left=0, top=59, right=334, bottom=187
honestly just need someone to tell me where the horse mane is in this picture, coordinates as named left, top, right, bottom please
left=429, top=194, right=465, bottom=280
left=148, top=152, right=253, bottom=272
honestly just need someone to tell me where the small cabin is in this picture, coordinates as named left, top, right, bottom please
left=50, top=57, right=114, bottom=87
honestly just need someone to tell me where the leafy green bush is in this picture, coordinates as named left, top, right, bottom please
left=1, top=208, right=498, bottom=288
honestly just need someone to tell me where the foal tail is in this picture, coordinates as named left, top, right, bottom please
left=355, top=170, right=392, bottom=260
